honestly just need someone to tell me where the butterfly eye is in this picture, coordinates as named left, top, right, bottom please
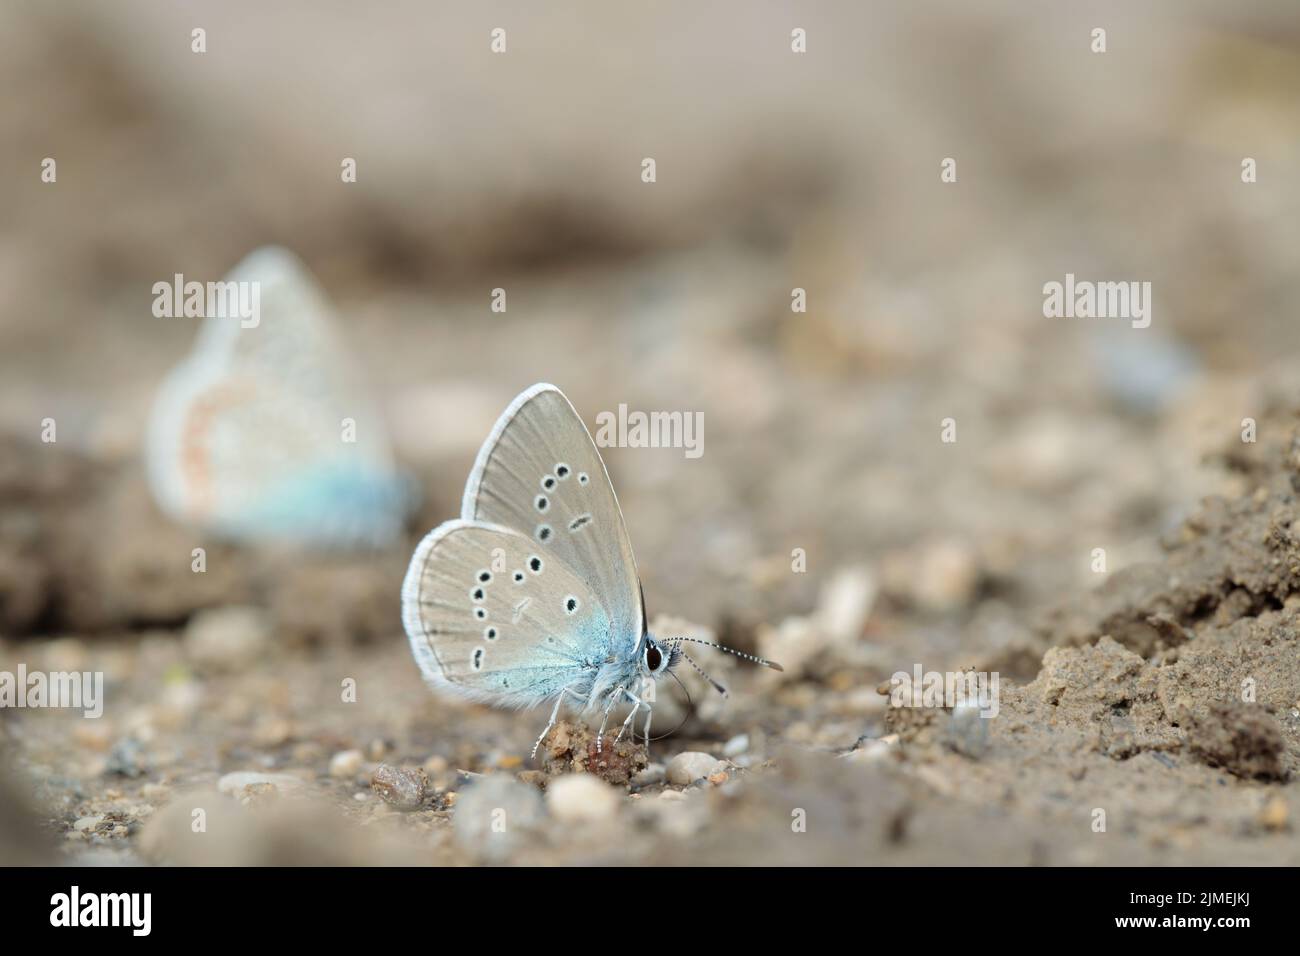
left=541, top=475, right=556, bottom=490
left=645, top=644, right=662, bottom=671
left=555, top=463, right=570, bottom=479
left=535, top=495, right=549, bottom=513
left=577, top=472, right=589, bottom=485
left=477, top=570, right=492, bottom=583
left=528, top=556, right=542, bottom=574
left=535, top=524, right=552, bottom=542
left=513, top=571, right=525, bottom=583
left=564, top=596, right=579, bottom=615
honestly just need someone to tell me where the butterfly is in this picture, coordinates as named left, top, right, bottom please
left=401, top=383, right=781, bottom=759
left=146, top=246, right=414, bottom=548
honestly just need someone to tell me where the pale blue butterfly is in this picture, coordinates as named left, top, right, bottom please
left=401, top=384, right=781, bottom=758
left=146, top=246, right=414, bottom=548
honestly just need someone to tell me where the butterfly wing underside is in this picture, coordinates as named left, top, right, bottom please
left=401, top=520, right=611, bottom=707
left=461, top=384, right=644, bottom=653
left=145, top=247, right=408, bottom=546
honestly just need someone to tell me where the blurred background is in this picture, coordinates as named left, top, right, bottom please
left=2, top=0, right=1299, bottom=865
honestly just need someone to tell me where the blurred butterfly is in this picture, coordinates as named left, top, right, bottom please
left=146, top=246, right=414, bottom=548
left=401, top=383, right=781, bottom=758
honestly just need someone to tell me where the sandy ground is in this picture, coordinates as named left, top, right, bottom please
left=3, top=1, right=1300, bottom=865
left=3, top=381, right=1300, bottom=865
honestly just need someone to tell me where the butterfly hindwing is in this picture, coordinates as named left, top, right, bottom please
left=461, top=384, right=644, bottom=653
left=401, top=519, right=612, bottom=708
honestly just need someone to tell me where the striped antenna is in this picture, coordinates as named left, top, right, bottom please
left=678, top=649, right=728, bottom=698
left=666, top=636, right=784, bottom=672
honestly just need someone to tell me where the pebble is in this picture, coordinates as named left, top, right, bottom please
left=452, top=776, right=545, bottom=862
left=835, top=686, right=890, bottom=716
left=183, top=606, right=271, bottom=672
left=370, top=764, right=428, bottom=810
left=722, top=734, right=749, bottom=758
left=912, top=539, right=980, bottom=612
left=945, top=700, right=991, bottom=759
left=1258, top=796, right=1289, bottom=832
left=817, top=565, right=877, bottom=643
left=422, top=754, right=449, bottom=776
left=105, top=739, right=146, bottom=778
left=329, top=750, right=364, bottom=779
left=516, top=770, right=547, bottom=789
left=546, top=774, right=620, bottom=824
left=631, top=764, right=666, bottom=788
left=216, top=771, right=304, bottom=797
left=73, top=815, right=102, bottom=831
left=253, top=718, right=294, bottom=748
left=667, top=752, right=723, bottom=786
left=73, top=722, right=114, bottom=751
left=140, top=782, right=172, bottom=802
left=844, top=734, right=899, bottom=764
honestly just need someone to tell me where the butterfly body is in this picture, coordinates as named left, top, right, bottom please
left=402, top=383, right=776, bottom=757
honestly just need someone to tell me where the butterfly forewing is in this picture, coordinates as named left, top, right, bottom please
left=461, top=384, right=644, bottom=652
left=402, top=520, right=611, bottom=707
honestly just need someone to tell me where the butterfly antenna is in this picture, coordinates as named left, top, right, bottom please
left=668, top=637, right=784, bottom=672
left=678, top=649, right=729, bottom=698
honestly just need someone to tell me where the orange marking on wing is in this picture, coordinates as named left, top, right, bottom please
left=179, top=381, right=251, bottom=519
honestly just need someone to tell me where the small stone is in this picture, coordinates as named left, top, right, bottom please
left=666, top=752, right=723, bottom=786
left=73, top=722, right=114, bottom=751
left=329, top=750, right=364, bottom=779
left=707, top=771, right=729, bottom=785
left=816, top=565, right=877, bottom=643
left=837, top=686, right=890, bottom=716
left=631, top=764, right=666, bottom=788
left=370, top=764, right=428, bottom=810
left=546, top=774, right=620, bottom=824
left=184, top=606, right=272, bottom=672
left=452, top=776, right=544, bottom=861
left=1258, top=796, right=1289, bottom=832
left=216, top=771, right=304, bottom=797
left=912, top=539, right=980, bottom=612
left=844, top=735, right=899, bottom=764
left=73, top=815, right=101, bottom=831
left=945, top=700, right=990, bottom=759
left=253, top=718, right=294, bottom=748
left=422, top=754, right=449, bottom=776
left=105, top=739, right=147, bottom=778
left=722, top=734, right=749, bottom=758
left=516, top=770, right=547, bottom=789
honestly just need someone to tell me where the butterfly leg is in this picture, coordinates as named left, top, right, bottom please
left=614, top=688, right=644, bottom=745
left=531, top=685, right=579, bottom=760
left=594, top=685, right=625, bottom=754
left=642, top=704, right=653, bottom=757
